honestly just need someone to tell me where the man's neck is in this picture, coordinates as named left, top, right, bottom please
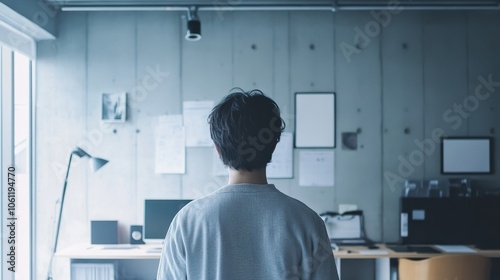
left=228, top=168, right=268, bottom=185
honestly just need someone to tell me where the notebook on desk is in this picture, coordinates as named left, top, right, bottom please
left=331, top=238, right=374, bottom=246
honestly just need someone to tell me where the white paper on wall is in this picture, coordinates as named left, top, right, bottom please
left=183, top=101, right=214, bottom=147
left=158, top=114, right=183, bottom=126
left=155, top=115, right=186, bottom=174
left=299, top=150, right=334, bottom=187
left=267, top=132, right=294, bottom=178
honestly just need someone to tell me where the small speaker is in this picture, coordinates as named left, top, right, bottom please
left=130, top=225, right=145, bottom=244
left=91, top=220, right=118, bottom=244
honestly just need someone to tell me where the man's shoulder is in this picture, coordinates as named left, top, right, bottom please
left=173, top=191, right=221, bottom=219
left=179, top=186, right=323, bottom=224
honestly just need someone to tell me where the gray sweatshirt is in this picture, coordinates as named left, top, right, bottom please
left=157, top=184, right=339, bottom=280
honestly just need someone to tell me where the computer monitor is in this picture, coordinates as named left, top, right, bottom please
left=441, top=137, right=492, bottom=174
left=144, top=199, right=191, bottom=242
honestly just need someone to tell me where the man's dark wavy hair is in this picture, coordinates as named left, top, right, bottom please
left=208, top=89, right=286, bottom=171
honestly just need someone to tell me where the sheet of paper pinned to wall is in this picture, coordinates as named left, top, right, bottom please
left=299, top=150, right=334, bottom=187
left=155, top=115, right=186, bottom=174
left=268, top=132, right=294, bottom=178
left=183, top=101, right=214, bottom=147
left=158, top=114, right=183, bottom=126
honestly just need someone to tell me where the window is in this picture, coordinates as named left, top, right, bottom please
left=14, top=50, right=32, bottom=280
left=1, top=44, right=34, bottom=280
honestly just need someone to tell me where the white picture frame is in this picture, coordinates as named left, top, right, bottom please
left=102, top=92, right=127, bottom=122
left=295, top=92, right=336, bottom=148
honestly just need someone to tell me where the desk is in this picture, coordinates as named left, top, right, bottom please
left=56, top=244, right=163, bottom=259
left=333, top=244, right=500, bottom=280
left=56, top=244, right=163, bottom=279
left=57, top=243, right=500, bottom=280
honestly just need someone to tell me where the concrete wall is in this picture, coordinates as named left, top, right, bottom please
left=36, top=10, right=500, bottom=279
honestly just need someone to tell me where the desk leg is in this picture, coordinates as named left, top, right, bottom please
left=375, top=258, right=390, bottom=280
left=335, top=258, right=341, bottom=280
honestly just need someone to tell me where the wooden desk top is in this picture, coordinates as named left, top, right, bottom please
left=334, top=244, right=500, bottom=259
left=57, top=243, right=500, bottom=260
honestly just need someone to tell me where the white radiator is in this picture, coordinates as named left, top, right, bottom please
left=71, top=263, right=115, bottom=280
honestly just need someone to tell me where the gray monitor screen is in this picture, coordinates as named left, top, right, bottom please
left=144, top=199, right=191, bottom=240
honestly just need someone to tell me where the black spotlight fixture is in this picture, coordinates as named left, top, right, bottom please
left=186, top=6, right=201, bottom=41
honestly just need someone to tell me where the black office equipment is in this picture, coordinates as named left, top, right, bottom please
left=474, top=197, right=500, bottom=249
left=400, top=197, right=500, bottom=249
left=130, top=225, right=145, bottom=244
left=144, top=199, right=192, bottom=241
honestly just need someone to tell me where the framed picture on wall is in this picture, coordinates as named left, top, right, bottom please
left=441, top=137, right=493, bottom=174
left=295, top=92, right=336, bottom=148
left=102, top=92, right=127, bottom=122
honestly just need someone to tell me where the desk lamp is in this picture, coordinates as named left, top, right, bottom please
left=46, top=147, right=108, bottom=280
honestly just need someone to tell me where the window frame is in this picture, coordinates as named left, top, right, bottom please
left=0, top=43, right=35, bottom=280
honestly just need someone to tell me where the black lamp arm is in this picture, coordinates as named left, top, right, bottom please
left=73, top=147, right=90, bottom=158
left=47, top=151, right=75, bottom=280
left=46, top=148, right=108, bottom=280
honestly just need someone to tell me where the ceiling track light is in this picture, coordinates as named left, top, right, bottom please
left=185, top=6, right=201, bottom=41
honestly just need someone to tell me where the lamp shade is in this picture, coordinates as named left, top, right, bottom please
left=90, top=157, right=108, bottom=173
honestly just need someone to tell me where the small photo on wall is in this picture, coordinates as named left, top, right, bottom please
left=102, top=92, right=126, bottom=122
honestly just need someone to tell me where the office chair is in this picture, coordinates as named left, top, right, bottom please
left=399, top=254, right=491, bottom=280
